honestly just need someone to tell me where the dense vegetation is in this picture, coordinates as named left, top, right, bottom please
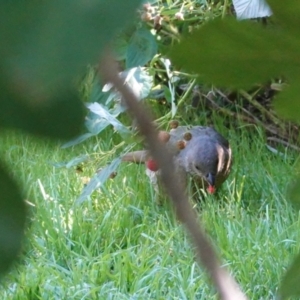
left=1, top=0, right=300, bottom=299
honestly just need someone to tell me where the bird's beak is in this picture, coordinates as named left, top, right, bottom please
left=206, top=173, right=216, bottom=194
left=206, top=173, right=215, bottom=187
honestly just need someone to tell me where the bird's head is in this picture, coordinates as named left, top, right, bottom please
left=185, top=138, right=221, bottom=194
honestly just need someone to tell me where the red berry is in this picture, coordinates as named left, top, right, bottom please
left=146, top=159, right=159, bottom=171
left=207, top=185, right=216, bottom=194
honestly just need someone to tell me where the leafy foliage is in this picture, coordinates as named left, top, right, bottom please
left=126, top=27, right=158, bottom=68
left=169, top=19, right=287, bottom=88
left=0, top=1, right=142, bottom=91
left=63, top=67, right=153, bottom=149
left=0, top=0, right=142, bottom=276
left=0, top=82, right=85, bottom=139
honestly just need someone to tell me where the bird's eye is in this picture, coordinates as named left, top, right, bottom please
left=195, top=165, right=200, bottom=170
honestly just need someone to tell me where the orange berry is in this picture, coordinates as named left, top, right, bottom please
left=158, top=131, right=170, bottom=143
left=169, top=120, right=179, bottom=129
left=177, top=140, right=186, bottom=150
left=183, top=132, right=192, bottom=141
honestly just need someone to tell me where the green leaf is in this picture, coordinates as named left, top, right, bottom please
left=87, top=103, right=131, bottom=137
left=122, top=67, right=153, bottom=100
left=75, top=157, right=122, bottom=205
left=163, top=85, right=172, bottom=104
left=113, top=36, right=129, bottom=61
left=268, top=0, right=300, bottom=30
left=61, top=133, right=94, bottom=149
left=85, top=113, right=111, bottom=136
left=273, top=82, right=300, bottom=122
left=0, top=162, right=26, bottom=276
left=279, top=252, right=300, bottom=299
left=126, top=28, right=157, bottom=68
left=66, top=155, right=89, bottom=169
left=50, top=154, right=89, bottom=168
left=168, top=18, right=300, bottom=89
left=1, top=1, right=143, bottom=91
left=0, top=81, right=85, bottom=140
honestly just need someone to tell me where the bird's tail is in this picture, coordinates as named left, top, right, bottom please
left=121, top=150, right=148, bottom=163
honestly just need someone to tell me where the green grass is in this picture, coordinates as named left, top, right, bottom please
left=0, top=123, right=299, bottom=300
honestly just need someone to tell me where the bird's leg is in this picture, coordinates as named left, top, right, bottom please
left=145, top=169, right=167, bottom=205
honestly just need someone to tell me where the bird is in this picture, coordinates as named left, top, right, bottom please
left=122, top=121, right=232, bottom=198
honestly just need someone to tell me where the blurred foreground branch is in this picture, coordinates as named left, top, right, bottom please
left=99, top=51, right=247, bottom=300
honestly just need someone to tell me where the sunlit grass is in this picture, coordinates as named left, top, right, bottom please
left=0, top=121, right=299, bottom=300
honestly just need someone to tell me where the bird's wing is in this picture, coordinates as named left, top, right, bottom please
left=216, top=144, right=232, bottom=176
left=190, top=126, right=230, bottom=148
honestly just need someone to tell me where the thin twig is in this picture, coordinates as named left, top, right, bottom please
left=213, top=89, right=289, bottom=138
left=99, top=51, right=247, bottom=300
left=267, top=137, right=300, bottom=152
left=155, top=78, right=197, bottom=123
left=204, top=92, right=256, bottom=124
left=215, top=89, right=264, bottom=124
left=239, top=89, right=281, bottom=125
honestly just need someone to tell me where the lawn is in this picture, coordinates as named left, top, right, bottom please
left=0, top=121, right=299, bottom=299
